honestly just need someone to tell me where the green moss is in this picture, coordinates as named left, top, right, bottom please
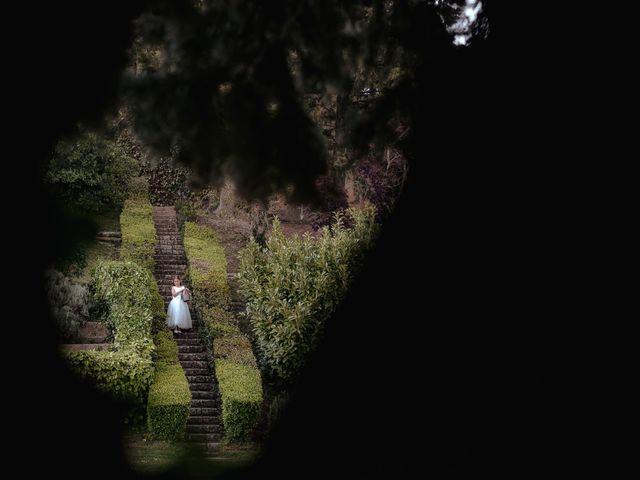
left=215, top=359, right=262, bottom=443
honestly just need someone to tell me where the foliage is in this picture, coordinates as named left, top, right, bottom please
left=147, top=330, right=191, bottom=440
left=65, top=260, right=160, bottom=415
left=183, top=221, right=262, bottom=442
left=214, top=335, right=257, bottom=368
left=89, top=260, right=163, bottom=355
left=66, top=349, right=154, bottom=407
left=215, top=359, right=263, bottom=443
left=153, top=329, right=179, bottom=364
left=140, top=157, right=193, bottom=207
left=44, top=268, right=90, bottom=341
left=45, top=130, right=137, bottom=213
left=238, top=205, right=378, bottom=381
left=354, top=146, right=407, bottom=217
left=183, top=222, right=230, bottom=309
left=120, top=180, right=156, bottom=272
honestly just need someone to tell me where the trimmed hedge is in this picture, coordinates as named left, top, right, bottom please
left=66, top=349, right=153, bottom=406
left=183, top=221, right=262, bottom=442
left=120, top=178, right=156, bottom=272
left=65, top=260, right=160, bottom=413
left=214, top=335, right=257, bottom=368
left=183, top=222, right=230, bottom=308
left=215, top=359, right=263, bottom=443
left=147, top=331, right=191, bottom=440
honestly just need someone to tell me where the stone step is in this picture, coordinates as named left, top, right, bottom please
left=178, top=345, right=204, bottom=353
left=156, top=238, right=182, bottom=244
left=183, top=368, right=210, bottom=375
left=190, top=407, right=219, bottom=416
left=191, top=399, right=217, bottom=408
left=180, top=360, right=208, bottom=369
left=191, top=442, right=221, bottom=453
left=189, top=382, right=214, bottom=391
left=191, top=390, right=217, bottom=399
left=186, top=375, right=213, bottom=384
left=97, top=231, right=121, bottom=238
left=61, top=343, right=111, bottom=352
left=186, top=424, right=220, bottom=434
left=97, top=238, right=122, bottom=244
left=175, top=338, right=201, bottom=346
left=77, top=322, right=109, bottom=343
left=187, top=416, right=218, bottom=425
left=175, top=331, right=199, bottom=338
left=186, top=433, right=221, bottom=443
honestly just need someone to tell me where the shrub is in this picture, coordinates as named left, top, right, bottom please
left=215, top=359, right=262, bottom=443
left=183, top=221, right=262, bottom=442
left=89, top=261, right=161, bottom=357
left=147, top=330, right=191, bottom=440
left=45, top=268, right=89, bottom=341
left=153, top=329, right=179, bottom=364
left=66, top=260, right=160, bottom=414
left=45, top=130, right=137, bottom=213
left=183, top=222, right=230, bottom=308
left=214, top=335, right=257, bottom=368
left=238, top=206, right=378, bottom=381
left=66, top=349, right=153, bottom=407
left=120, top=181, right=156, bottom=272
left=141, top=157, right=193, bottom=206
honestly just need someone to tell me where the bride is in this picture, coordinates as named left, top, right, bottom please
left=167, top=276, right=192, bottom=333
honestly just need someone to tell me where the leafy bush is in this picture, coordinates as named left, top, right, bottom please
left=120, top=181, right=156, bottom=272
left=66, top=349, right=153, bottom=406
left=141, top=157, right=193, bottom=206
left=45, top=130, right=137, bottom=213
left=147, top=330, right=191, bottom=440
left=215, top=359, right=262, bottom=443
left=66, top=260, right=161, bottom=414
left=89, top=260, right=161, bottom=357
left=238, top=206, right=378, bottom=381
left=45, top=269, right=89, bottom=341
left=183, top=222, right=230, bottom=309
left=175, top=197, right=197, bottom=226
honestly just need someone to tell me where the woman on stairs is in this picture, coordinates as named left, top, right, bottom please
left=167, top=276, right=192, bottom=333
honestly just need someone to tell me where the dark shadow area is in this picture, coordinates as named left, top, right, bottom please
left=7, top=0, right=638, bottom=476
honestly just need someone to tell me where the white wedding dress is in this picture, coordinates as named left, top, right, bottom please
left=166, top=286, right=192, bottom=330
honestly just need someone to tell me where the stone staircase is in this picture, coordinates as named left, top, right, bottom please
left=152, top=206, right=223, bottom=454
left=60, top=321, right=111, bottom=352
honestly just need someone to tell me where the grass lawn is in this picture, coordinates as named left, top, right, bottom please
left=124, top=432, right=259, bottom=476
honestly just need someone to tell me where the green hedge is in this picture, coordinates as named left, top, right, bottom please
left=147, top=331, right=191, bottom=440
left=65, top=260, right=160, bottom=414
left=183, top=222, right=230, bottom=308
left=120, top=178, right=156, bottom=272
left=214, top=335, right=257, bottom=368
left=215, top=359, right=262, bottom=443
left=65, top=349, right=153, bottom=406
left=183, top=221, right=262, bottom=442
